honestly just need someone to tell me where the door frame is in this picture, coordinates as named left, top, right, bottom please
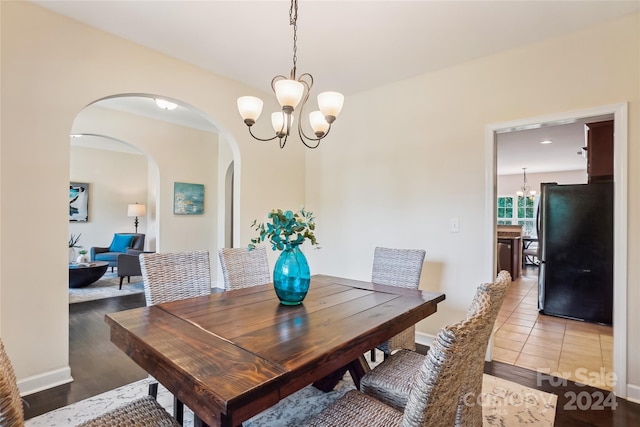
left=484, top=103, right=628, bottom=398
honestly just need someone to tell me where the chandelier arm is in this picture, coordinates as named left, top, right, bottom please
left=271, top=74, right=289, bottom=93
left=248, top=126, right=279, bottom=142
left=294, top=75, right=327, bottom=147
left=297, top=73, right=314, bottom=90
left=279, top=134, right=288, bottom=149
left=298, top=125, right=331, bottom=149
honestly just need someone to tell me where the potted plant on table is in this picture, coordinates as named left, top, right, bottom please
left=249, top=209, right=318, bottom=305
left=76, top=249, right=89, bottom=264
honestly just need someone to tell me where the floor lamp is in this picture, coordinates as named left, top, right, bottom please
left=127, top=203, right=146, bottom=233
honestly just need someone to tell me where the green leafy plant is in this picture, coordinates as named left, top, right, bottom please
left=249, top=209, right=318, bottom=251
left=69, top=233, right=82, bottom=248
left=78, top=249, right=88, bottom=255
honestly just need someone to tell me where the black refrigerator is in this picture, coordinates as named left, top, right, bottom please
left=537, top=182, right=613, bottom=325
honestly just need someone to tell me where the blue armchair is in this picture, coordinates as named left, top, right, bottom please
left=90, top=233, right=145, bottom=272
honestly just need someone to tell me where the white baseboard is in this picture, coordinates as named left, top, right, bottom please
left=626, top=383, right=640, bottom=404
left=415, top=331, right=436, bottom=348
left=17, top=366, right=73, bottom=396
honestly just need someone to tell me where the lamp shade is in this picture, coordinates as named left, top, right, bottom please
left=271, top=112, right=294, bottom=136
left=274, top=79, right=305, bottom=109
left=237, top=96, right=264, bottom=122
left=317, top=91, right=344, bottom=121
left=127, top=203, right=146, bottom=217
left=309, top=111, right=330, bottom=136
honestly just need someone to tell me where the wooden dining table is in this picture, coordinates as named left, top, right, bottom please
left=105, top=274, right=446, bottom=427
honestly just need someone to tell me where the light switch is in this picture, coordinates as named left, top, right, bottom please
left=449, top=218, right=459, bottom=233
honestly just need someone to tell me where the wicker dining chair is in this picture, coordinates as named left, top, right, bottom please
left=370, top=247, right=426, bottom=361
left=301, top=292, right=492, bottom=427
left=139, top=250, right=212, bottom=425
left=0, top=339, right=180, bottom=427
left=359, top=271, right=512, bottom=427
left=218, top=247, right=271, bottom=290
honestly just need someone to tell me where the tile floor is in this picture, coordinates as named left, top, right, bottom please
left=492, top=266, right=614, bottom=391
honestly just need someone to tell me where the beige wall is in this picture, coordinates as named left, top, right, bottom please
left=305, top=13, right=639, bottom=395
left=69, top=145, right=148, bottom=252
left=1, top=1, right=305, bottom=393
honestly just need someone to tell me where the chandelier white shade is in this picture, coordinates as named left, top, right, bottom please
left=237, top=96, right=264, bottom=124
left=273, top=79, right=305, bottom=110
left=271, top=112, right=294, bottom=138
left=309, top=111, right=330, bottom=136
left=236, top=0, right=344, bottom=149
left=317, top=92, right=344, bottom=121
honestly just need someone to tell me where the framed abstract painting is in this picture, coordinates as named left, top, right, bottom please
left=69, top=182, right=89, bottom=221
left=174, top=182, right=204, bottom=215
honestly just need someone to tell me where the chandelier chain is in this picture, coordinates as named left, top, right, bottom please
left=290, top=0, right=298, bottom=78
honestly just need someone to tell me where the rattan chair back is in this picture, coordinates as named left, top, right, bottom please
left=455, top=270, right=511, bottom=426
left=140, top=250, right=212, bottom=306
left=371, top=247, right=426, bottom=289
left=0, top=339, right=25, bottom=427
left=371, top=247, right=426, bottom=355
left=218, top=247, right=271, bottom=290
left=401, top=292, right=492, bottom=427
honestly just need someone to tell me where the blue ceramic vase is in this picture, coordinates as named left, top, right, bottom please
left=273, top=245, right=310, bottom=305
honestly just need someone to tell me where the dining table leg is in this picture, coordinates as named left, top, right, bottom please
left=312, top=355, right=371, bottom=392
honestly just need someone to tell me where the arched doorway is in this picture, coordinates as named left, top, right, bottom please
left=70, top=93, right=240, bottom=285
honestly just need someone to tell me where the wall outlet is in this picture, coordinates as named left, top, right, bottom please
left=449, top=217, right=459, bottom=233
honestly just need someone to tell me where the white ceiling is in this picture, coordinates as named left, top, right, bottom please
left=32, top=0, right=639, bottom=95
left=46, top=0, right=636, bottom=172
left=496, top=117, right=612, bottom=176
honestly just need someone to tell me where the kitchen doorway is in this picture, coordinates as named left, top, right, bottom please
left=485, top=103, right=628, bottom=398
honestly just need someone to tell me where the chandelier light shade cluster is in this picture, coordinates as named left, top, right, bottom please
left=517, top=168, right=537, bottom=199
left=237, top=0, right=344, bottom=149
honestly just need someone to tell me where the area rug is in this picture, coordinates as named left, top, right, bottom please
left=25, top=370, right=557, bottom=426
left=68, top=271, right=144, bottom=304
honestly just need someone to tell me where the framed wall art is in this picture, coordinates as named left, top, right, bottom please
left=69, top=182, right=89, bottom=222
left=174, top=182, right=204, bottom=215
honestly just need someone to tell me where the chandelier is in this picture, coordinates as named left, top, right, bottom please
left=236, top=0, right=344, bottom=149
left=516, top=168, right=537, bottom=199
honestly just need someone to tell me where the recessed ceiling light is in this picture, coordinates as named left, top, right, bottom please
left=155, top=98, right=178, bottom=111
left=540, top=139, right=552, bottom=144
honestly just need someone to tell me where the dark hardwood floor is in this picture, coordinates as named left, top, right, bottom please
left=23, top=293, right=148, bottom=419
left=23, top=293, right=640, bottom=426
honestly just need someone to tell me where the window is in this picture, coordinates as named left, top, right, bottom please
left=517, top=195, right=537, bottom=237
left=497, top=195, right=538, bottom=237
left=497, top=196, right=514, bottom=225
